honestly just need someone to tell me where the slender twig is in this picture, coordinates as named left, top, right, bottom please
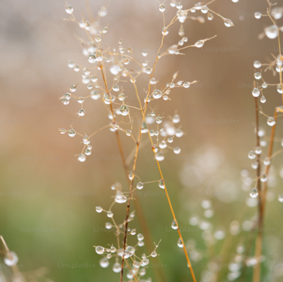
left=252, top=2, right=282, bottom=280
left=252, top=94, right=263, bottom=282
left=0, top=236, right=20, bottom=275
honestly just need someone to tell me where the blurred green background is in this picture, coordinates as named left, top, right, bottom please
left=0, top=0, right=283, bottom=281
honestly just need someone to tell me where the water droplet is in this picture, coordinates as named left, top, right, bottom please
left=128, top=172, right=134, bottom=181
left=224, top=18, right=234, bottom=27
left=177, top=238, right=183, bottom=248
left=88, top=54, right=97, bottom=63
left=115, top=191, right=127, bottom=203
left=98, top=6, right=108, bottom=17
left=271, top=7, right=283, bottom=20
left=183, top=82, right=191, bottom=88
left=171, top=220, right=178, bottom=230
left=263, top=157, right=270, bottom=165
left=156, top=116, right=163, bottom=124
left=249, top=188, right=258, bottom=198
left=201, top=5, right=208, bottom=14
left=151, top=250, right=157, bottom=257
left=158, top=141, right=166, bottom=150
left=177, top=10, right=187, bottom=23
left=260, top=95, right=266, bottom=103
left=207, top=13, right=214, bottom=20
left=68, top=60, right=75, bottom=68
left=83, top=135, right=90, bottom=145
left=248, top=150, right=256, bottom=160
left=254, top=72, right=262, bottom=80
left=87, top=83, right=93, bottom=90
left=260, top=174, right=268, bottom=182
left=267, top=117, right=276, bottom=126
left=65, top=5, right=73, bottom=14
left=194, top=40, right=204, bottom=48
left=142, top=49, right=148, bottom=57
left=172, top=114, right=180, bottom=123
left=176, top=2, right=183, bottom=9
left=113, top=262, right=121, bottom=273
left=251, top=162, right=258, bottom=169
left=95, top=246, right=104, bottom=254
left=4, top=251, right=18, bottom=266
left=68, top=129, right=76, bottom=137
left=264, top=25, right=278, bottom=39
left=277, top=84, right=283, bottom=94
left=91, top=76, right=98, bottom=82
left=255, top=146, right=261, bottom=154
left=141, top=121, right=148, bottom=133
left=77, top=97, right=84, bottom=104
left=137, top=233, right=144, bottom=241
left=78, top=108, right=85, bottom=117
left=253, top=60, right=261, bottom=68
left=155, top=152, right=165, bottom=161
left=91, top=91, right=101, bottom=100
left=159, top=4, right=166, bottom=12
left=278, top=194, right=283, bottom=202
left=175, top=128, right=183, bottom=137
left=158, top=179, right=165, bottom=189
left=254, top=12, right=262, bottom=19
left=61, top=98, right=69, bottom=105
left=252, top=88, right=260, bottom=97
left=109, top=65, right=120, bottom=75
left=99, top=257, right=109, bottom=268
left=136, top=182, right=144, bottom=190
left=112, top=84, right=119, bottom=92
left=162, top=27, right=169, bottom=35
left=168, top=45, right=178, bottom=54
left=174, top=147, right=181, bottom=154
left=170, top=0, right=177, bottom=7
left=152, top=89, right=162, bottom=99
left=59, top=128, right=66, bottom=134
left=96, top=206, right=103, bottom=213
left=78, top=154, right=86, bottom=162
left=133, top=260, right=140, bottom=268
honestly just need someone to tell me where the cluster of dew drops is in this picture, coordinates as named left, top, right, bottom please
left=92, top=183, right=168, bottom=280
left=248, top=4, right=283, bottom=203
left=60, top=1, right=229, bottom=163
left=167, top=0, right=234, bottom=30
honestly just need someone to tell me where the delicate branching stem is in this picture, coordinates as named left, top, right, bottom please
left=120, top=65, right=197, bottom=282
left=98, top=62, right=166, bottom=282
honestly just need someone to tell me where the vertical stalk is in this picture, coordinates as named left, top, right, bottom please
left=252, top=107, right=277, bottom=282
left=252, top=94, right=263, bottom=282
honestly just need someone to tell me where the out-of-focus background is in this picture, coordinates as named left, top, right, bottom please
left=0, top=0, right=283, bottom=281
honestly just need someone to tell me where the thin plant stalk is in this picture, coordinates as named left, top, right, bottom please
left=252, top=95, right=263, bottom=282
left=120, top=23, right=198, bottom=280
left=98, top=62, right=167, bottom=282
